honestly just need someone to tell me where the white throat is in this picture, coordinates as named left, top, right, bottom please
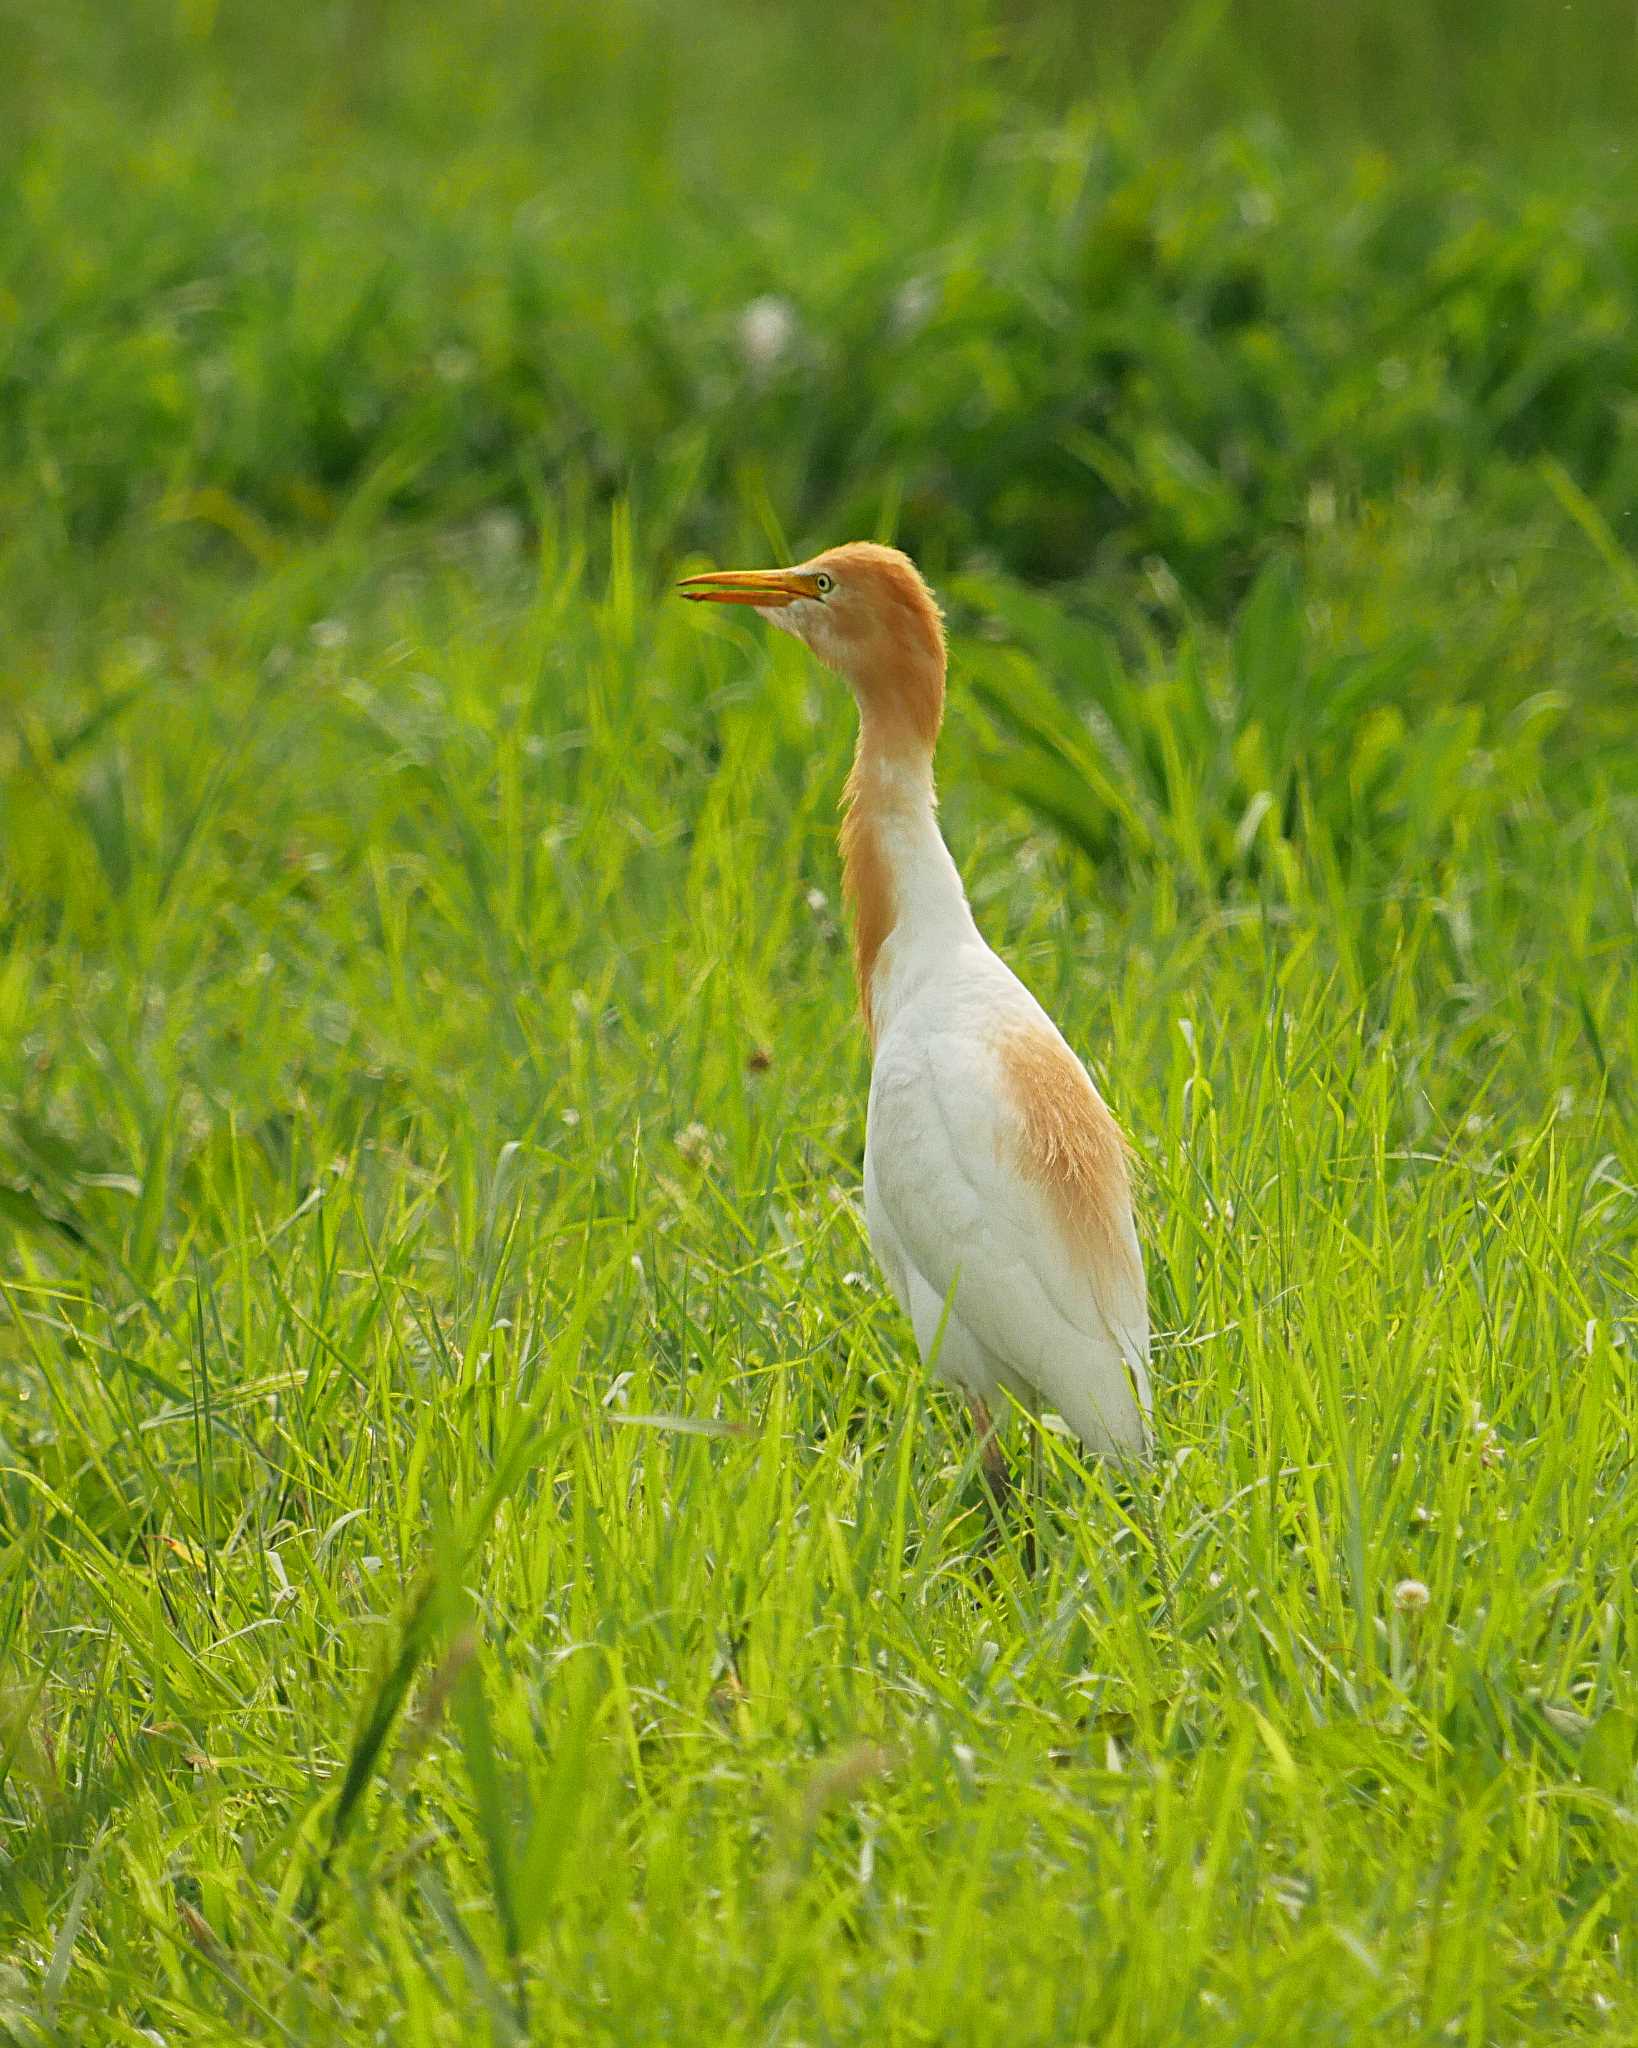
left=848, top=746, right=976, bottom=1038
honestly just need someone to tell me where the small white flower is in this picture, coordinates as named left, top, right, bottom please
left=310, top=618, right=349, bottom=650
left=1470, top=1408, right=1504, bottom=1467
left=1394, top=1578, right=1431, bottom=1612
left=737, top=294, right=797, bottom=371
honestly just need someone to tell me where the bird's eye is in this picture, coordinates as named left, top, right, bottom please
left=814, top=572, right=834, bottom=595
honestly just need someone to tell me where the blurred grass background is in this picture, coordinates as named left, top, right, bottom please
left=5, top=0, right=1638, bottom=593
left=2, top=3, right=1636, bottom=2043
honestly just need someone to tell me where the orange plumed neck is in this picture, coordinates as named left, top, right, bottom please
left=838, top=651, right=945, bottom=1043
left=771, top=541, right=947, bottom=1042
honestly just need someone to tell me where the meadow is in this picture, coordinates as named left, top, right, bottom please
left=2, top=1, right=1636, bottom=2040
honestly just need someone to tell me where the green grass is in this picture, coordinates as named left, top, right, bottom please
left=3, top=4, right=1637, bottom=2042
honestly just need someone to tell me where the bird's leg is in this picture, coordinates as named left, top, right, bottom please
left=967, top=1397, right=1042, bottom=1571
left=967, top=1394, right=1014, bottom=1523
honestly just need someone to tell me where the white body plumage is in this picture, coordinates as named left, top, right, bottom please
left=858, top=763, right=1151, bottom=1458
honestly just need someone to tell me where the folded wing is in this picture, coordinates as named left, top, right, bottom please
left=868, top=1009, right=1150, bottom=1457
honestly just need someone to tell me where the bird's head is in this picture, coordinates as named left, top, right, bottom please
left=679, top=541, right=945, bottom=754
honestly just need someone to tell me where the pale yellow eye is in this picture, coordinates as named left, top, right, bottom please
left=815, top=572, right=834, bottom=595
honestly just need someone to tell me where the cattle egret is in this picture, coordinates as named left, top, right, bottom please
left=679, top=543, right=1151, bottom=1505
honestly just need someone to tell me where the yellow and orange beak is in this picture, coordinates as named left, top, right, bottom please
left=676, top=566, right=821, bottom=608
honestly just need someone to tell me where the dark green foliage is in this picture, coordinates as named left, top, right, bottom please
left=4, top=2, right=1638, bottom=608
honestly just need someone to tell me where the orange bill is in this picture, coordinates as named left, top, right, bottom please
left=675, top=566, right=821, bottom=607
